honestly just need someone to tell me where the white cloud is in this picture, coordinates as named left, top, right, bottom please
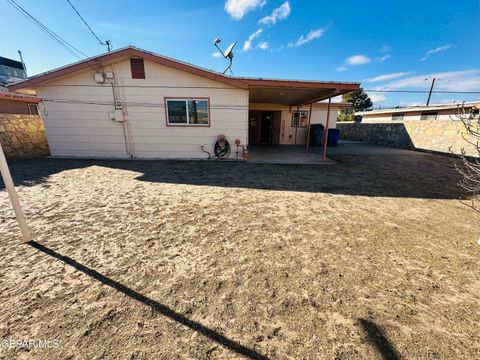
left=364, top=72, right=410, bottom=83
left=337, top=54, right=371, bottom=71
left=257, top=41, right=269, bottom=50
left=384, top=69, right=480, bottom=92
left=346, top=55, right=371, bottom=66
left=225, top=0, right=266, bottom=20
left=288, top=28, right=325, bottom=47
left=379, top=45, right=391, bottom=53
left=212, top=51, right=222, bottom=58
left=375, top=54, right=391, bottom=62
left=420, top=44, right=452, bottom=61
left=368, top=93, right=387, bottom=103
left=242, top=29, right=263, bottom=51
left=258, top=1, right=290, bottom=25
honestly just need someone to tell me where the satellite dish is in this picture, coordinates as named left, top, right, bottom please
left=223, top=41, right=237, bottom=60
left=213, top=38, right=237, bottom=75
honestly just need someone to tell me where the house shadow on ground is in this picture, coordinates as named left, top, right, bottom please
left=1, top=153, right=462, bottom=200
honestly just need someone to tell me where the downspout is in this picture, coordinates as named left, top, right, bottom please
left=304, top=102, right=313, bottom=153
left=322, top=96, right=332, bottom=161
left=109, top=64, right=133, bottom=158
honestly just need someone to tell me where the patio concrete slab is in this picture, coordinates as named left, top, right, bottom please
left=248, top=146, right=335, bottom=164
left=248, top=141, right=430, bottom=164
left=313, top=140, right=432, bottom=156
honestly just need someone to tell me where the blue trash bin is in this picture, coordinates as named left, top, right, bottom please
left=327, top=128, right=340, bottom=146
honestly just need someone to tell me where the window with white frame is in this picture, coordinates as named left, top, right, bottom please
left=27, top=103, right=39, bottom=115
left=291, top=111, right=308, bottom=127
left=166, top=99, right=209, bottom=125
left=420, top=112, right=438, bottom=120
left=391, top=113, right=404, bottom=121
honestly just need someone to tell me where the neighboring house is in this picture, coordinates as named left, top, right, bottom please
left=0, top=56, right=39, bottom=114
left=356, top=102, right=480, bottom=123
left=8, top=46, right=359, bottom=159
left=0, top=87, right=41, bottom=114
left=0, top=56, right=27, bottom=85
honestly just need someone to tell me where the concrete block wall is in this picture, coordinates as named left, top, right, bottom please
left=0, top=114, right=50, bottom=158
left=337, top=120, right=479, bottom=157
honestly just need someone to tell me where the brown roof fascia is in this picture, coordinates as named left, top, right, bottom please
left=8, top=47, right=249, bottom=91
left=7, top=46, right=360, bottom=95
left=0, top=92, right=42, bottom=103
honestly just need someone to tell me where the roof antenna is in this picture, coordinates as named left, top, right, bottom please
left=17, top=50, right=27, bottom=76
left=213, top=38, right=237, bottom=75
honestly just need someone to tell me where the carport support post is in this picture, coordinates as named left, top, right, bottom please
left=322, top=96, right=332, bottom=161
left=305, top=102, right=313, bottom=153
left=294, top=105, right=299, bottom=148
left=0, top=142, right=31, bottom=241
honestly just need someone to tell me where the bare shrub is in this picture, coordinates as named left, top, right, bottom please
left=454, top=103, right=480, bottom=210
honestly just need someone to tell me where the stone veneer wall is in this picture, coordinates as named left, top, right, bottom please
left=337, top=120, right=479, bottom=157
left=0, top=114, right=50, bottom=159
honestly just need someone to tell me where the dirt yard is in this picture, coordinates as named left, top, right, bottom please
left=0, top=153, right=479, bottom=359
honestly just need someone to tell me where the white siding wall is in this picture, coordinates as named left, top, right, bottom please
left=35, top=59, right=249, bottom=159
left=249, top=103, right=340, bottom=145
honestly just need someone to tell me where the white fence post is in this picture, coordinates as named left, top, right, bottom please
left=0, top=143, right=31, bottom=241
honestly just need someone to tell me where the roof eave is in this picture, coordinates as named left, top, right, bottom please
left=7, top=46, right=360, bottom=96
left=8, top=46, right=249, bottom=91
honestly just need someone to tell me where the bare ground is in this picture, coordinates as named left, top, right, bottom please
left=0, top=153, right=479, bottom=359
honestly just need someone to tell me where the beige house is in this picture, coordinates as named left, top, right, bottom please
left=356, top=102, right=480, bottom=123
left=9, top=46, right=358, bottom=159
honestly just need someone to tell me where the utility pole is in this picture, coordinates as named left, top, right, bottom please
left=426, top=77, right=436, bottom=106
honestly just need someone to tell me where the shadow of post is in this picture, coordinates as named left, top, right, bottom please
left=359, top=318, right=401, bottom=360
left=27, top=240, right=268, bottom=360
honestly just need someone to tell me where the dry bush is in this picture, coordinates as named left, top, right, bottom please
left=454, top=103, right=480, bottom=210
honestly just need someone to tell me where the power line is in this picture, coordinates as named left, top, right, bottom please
left=36, top=84, right=241, bottom=90
left=364, top=89, right=480, bottom=94
left=42, top=98, right=250, bottom=109
left=42, top=97, right=476, bottom=111
left=6, top=0, right=89, bottom=61
left=32, top=84, right=480, bottom=94
left=6, top=0, right=106, bottom=73
left=65, top=0, right=111, bottom=51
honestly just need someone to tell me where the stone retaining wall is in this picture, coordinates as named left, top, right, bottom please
left=0, top=114, right=50, bottom=159
left=337, top=120, right=479, bottom=157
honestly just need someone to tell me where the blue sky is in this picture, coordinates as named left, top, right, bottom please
left=2, top=0, right=480, bottom=107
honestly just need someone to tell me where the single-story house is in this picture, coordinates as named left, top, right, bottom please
left=8, top=46, right=359, bottom=159
left=356, top=102, right=480, bottom=123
